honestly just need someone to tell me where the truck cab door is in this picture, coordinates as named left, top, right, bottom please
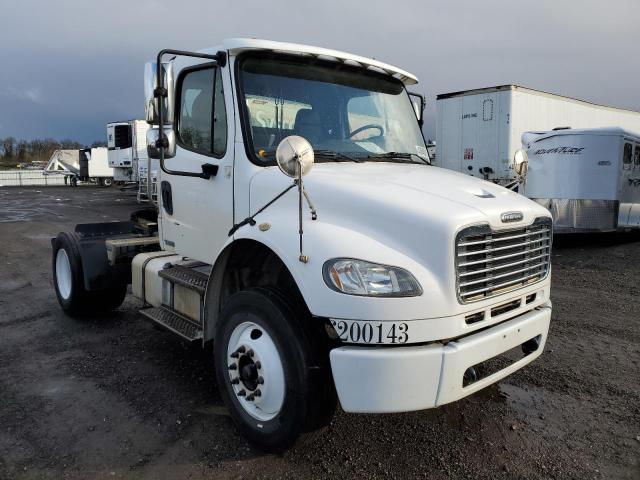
left=159, top=64, right=233, bottom=264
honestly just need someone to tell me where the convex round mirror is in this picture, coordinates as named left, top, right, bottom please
left=276, top=136, right=314, bottom=178
left=513, top=149, right=529, bottom=176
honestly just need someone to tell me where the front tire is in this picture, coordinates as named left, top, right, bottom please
left=214, top=288, right=335, bottom=451
left=52, top=232, right=126, bottom=317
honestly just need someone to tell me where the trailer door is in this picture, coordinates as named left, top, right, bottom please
left=619, top=141, right=634, bottom=226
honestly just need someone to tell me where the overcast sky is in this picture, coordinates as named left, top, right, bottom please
left=1, top=0, right=638, bottom=144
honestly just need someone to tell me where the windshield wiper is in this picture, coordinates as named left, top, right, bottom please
left=362, top=152, right=430, bottom=165
left=314, top=149, right=362, bottom=163
left=257, top=149, right=362, bottom=163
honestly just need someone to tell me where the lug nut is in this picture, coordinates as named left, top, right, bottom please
left=246, top=394, right=255, bottom=401
left=237, top=389, right=246, bottom=397
left=228, top=363, right=237, bottom=370
left=254, top=389, right=262, bottom=397
left=255, top=361, right=262, bottom=369
left=247, top=349, right=254, bottom=357
left=236, top=346, right=246, bottom=354
left=257, top=376, right=264, bottom=385
left=230, top=378, right=239, bottom=385
left=230, top=352, right=239, bottom=359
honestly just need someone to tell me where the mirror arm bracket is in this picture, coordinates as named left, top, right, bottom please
left=155, top=48, right=225, bottom=179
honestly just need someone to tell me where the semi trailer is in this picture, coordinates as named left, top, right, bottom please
left=517, top=127, right=640, bottom=232
left=52, top=38, right=554, bottom=450
left=436, top=85, right=640, bottom=186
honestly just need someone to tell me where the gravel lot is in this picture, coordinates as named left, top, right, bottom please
left=0, top=186, right=638, bottom=480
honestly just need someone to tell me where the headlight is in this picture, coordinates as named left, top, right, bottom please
left=322, top=258, right=422, bottom=297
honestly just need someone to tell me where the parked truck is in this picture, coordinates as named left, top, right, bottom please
left=436, top=85, right=640, bottom=186
left=516, top=127, right=640, bottom=232
left=51, top=39, right=553, bottom=450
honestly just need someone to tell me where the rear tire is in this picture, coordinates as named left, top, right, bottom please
left=102, top=178, right=113, bottom=187
left=214, top=288, right=335, bottom=451
left=52, top=232, right=126, bottom=317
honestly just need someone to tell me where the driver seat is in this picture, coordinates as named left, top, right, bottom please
left=294, top=109, right=323, bottom=144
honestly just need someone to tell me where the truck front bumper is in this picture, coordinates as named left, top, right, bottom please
left=329, top=305, right=551, bottom=413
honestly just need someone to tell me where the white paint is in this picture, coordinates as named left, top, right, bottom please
left=131, top=41, right=555, bottom=414
left=522, top=127, right=640, bottom=229
left=331, top=305, right=550, bottom=412
left=436, top=85, right=640, bottom=185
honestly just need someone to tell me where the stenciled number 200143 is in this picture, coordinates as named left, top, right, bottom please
left=330, top=319, right=409, bottom=344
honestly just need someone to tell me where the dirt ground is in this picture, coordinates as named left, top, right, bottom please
left=0, top=186, right=638, bottom=480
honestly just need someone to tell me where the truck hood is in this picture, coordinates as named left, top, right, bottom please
left=248, top=162, right=551, bottom=319
left=252, top=162, right=547, bottom=230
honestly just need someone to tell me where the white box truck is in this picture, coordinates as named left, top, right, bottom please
left=51, top=39, right=553, bottom=450
left=518, top=127, right=640, bottom=232
left=436, top=85, right=640, bottom=186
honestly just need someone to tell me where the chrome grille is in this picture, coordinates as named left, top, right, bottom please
left=456, top=217, right=552, bottom=303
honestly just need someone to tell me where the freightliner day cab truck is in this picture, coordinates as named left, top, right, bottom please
left=51, top=39, right=554, bottom=450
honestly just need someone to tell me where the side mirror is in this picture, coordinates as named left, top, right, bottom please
left=513, top=149, right=529, bottom=176
left=147, top=128, right=176, bottom=159
left=144, top=61, right=174, bottom=125
left=275, top=136, right=314, bottom=178
left=408, top=92, right=426, bottom=127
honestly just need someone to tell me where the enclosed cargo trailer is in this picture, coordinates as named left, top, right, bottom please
left=520, top=127, right=640, bottom=232
left=436, top=85, right=640, bottom=185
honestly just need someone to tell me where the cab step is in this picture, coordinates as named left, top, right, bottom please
left=139, top=306, right=203, bottom=341
left=158, top=264, right=209, bottom=295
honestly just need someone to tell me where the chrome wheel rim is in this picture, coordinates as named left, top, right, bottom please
left=55, top=248, right=72, bottom=300
left=227, top=321, right=285, bottom=422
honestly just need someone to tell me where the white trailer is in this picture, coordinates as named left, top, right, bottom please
left=107, top=119, right=151, bottom=183
left=107, top=119, right=157, bottom=201
left=436, top=85, right=640, bottom=185
left=51, top=39, right=553, bottom=450
left=519, top=127, right=640, bottom=232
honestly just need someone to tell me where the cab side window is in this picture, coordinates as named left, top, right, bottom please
left=177, top=66, right=227, bottom=157
left=634, top=144, right=640, bottom=166
left=623, top=142, right=632, bottom=168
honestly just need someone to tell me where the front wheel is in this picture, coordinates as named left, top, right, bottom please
left=214, top=288, right=335, bottom=451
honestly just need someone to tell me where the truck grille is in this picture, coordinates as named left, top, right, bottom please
left=456, top=217, right=552, bottom=303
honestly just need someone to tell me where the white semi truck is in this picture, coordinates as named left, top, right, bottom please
left=517, top=127, right=640, bottom=232
left=436, top=85, right=640, bottom=186
left=51, top=39, right=553, bottom=450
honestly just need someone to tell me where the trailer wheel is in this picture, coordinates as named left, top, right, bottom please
left=214, top=288, right=335, bottom=451
left=52, top=232, right=126, bottom=317
left=102, top=178, right=113, bottom=187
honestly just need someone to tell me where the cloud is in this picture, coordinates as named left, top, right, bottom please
left=0, top=86, right=43, bottom=104
left=0, top=0, right=638, bottom=142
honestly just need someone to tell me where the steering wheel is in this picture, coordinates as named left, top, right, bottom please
left=348, top=124, right=384, bottom=139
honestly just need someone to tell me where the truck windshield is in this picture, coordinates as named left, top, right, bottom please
left=239, top=55, right=428, bottom=164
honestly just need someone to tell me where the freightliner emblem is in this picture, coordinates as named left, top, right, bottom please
left=501, top=211, right=523, bottom=223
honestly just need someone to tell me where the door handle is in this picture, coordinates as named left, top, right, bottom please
left=201, top=163, right=219, bottom=179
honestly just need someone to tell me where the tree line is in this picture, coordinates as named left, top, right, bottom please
left=0, top=137, right=106, bottom=166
